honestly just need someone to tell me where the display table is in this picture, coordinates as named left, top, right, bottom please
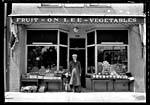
left=91, top=79, right=110, bottom=91
left=20, top=78, right=39, bottom=92
left=90, top=75, right=134, bottom=92
left=43, top=77, right=63, bottom=91
left=21, top=75, right=63, bottom=92
left=21, top=79, right=39, bottom=86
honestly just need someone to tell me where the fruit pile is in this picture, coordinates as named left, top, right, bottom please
left=97, top=61, right=128, bottom=78
left=92, top=74, right=128, bottom=79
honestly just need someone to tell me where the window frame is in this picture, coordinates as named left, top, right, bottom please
left=86, top=29, right=96, bottom=75
left=25, top=29, right=69, bottom=73
left=86, top=29, right=129, bottom=75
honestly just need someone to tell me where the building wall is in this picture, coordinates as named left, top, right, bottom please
left=9, top=23, right=26, bottom=92
left=9, top=36, right=20, bottom=91
left=129, top=25, right=145, bottom=92
left=18, top=25, right=26, bottom=75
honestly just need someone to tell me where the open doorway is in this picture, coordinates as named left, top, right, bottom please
left=69, top=38, right=86, bottom=88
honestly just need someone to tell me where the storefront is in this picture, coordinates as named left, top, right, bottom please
left=7, top=4, right=146, bottom=92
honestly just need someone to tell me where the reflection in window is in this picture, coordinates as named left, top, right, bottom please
left=87, top=46, right=95, bottom=73
left=27, top=46, right=57, bottom=73
left=97, top=46, right=128, bottom=75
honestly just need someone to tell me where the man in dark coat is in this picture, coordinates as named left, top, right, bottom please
left=69, top=54, right=81, bottom=92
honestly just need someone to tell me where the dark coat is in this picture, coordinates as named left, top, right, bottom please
left=69, top=61, right=81, bottom=86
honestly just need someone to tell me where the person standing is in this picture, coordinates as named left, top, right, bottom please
left=69, top=54, right=81, bottom=92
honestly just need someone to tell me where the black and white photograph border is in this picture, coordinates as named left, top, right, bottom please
left=2, top=0, right=149, bottom=103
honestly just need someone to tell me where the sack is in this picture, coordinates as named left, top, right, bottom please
left=38, top=83, right=46, bottom=92
left=38, top=86, right=46, bottom=92
left=21, top=86, right=37, bottom=92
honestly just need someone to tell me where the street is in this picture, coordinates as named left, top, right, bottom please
left=5, top=92, right=146, bottom=102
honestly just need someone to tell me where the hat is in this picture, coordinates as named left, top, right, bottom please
left=72, top=54, right=77, bottom=57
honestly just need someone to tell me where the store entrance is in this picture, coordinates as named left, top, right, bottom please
left=69, top=38, right=86, bottom=88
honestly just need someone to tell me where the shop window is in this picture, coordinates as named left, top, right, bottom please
left=27, top=46, right=57, bottom=73
left=27, top=30, right=58, bottom=44
left=87, top=46, right=95, bottom=74
left=60, top=31, right=68, bottom=45
left=59, top=46, right=68, bottom=70
left=26, top=30, right=68, bottom=73
left=97, top=46, right=128, bottom=75
left=87, top=31, right=95, bottom=45
left=97, top=30, right=128, bottom=44
left=86, top=30, right=128, bottom=75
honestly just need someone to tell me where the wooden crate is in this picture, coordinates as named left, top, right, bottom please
left=114, top=80, right=129, bottom=91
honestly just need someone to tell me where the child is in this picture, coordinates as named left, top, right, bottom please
left=64, top=72, right=71, bottom=92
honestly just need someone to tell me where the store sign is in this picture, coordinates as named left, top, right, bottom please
left=13, top=17, right=144, bottom=24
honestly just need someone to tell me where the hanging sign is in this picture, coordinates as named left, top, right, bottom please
left=12, top=17, right=144, bottom=24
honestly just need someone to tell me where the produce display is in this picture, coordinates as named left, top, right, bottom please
left=22, top=68, right=66, bottom=79
left=95, top=61, right=130, bottom=79
left=92, top=74, right=128, bottom=79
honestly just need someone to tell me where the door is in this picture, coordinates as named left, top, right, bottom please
left=69, top=38, right=86, bottom=88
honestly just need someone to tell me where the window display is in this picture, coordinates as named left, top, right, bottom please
left=27, top=30, right=68, bottom=74
left=86, top=30, right=128, bottom=77
left=27, top=46, right=57, bottom=73
left=97, top=46, right=128, bottom=77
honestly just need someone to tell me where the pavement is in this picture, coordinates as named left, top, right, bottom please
left=5, top=91, right=146, bottom=103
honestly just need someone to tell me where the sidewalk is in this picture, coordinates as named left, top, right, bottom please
left=5, top=92, right=146, bottom=102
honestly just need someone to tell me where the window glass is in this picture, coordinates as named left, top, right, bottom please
left=27, top=30, right=58, bottom=44
left=27, top=30, right=69, bottom=74
left=97, top=30, right=128, bottom=44
left=60, top=31, right=68, bottom=45
left=59, top=46, right=68, bottom=70
left=27, top=46, right=57, bottom=73
left=87, top=46, right=95, bottom=74
left=87, top=31, right=95, bottom=45
left=97, top=46, right=128, bottom=75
